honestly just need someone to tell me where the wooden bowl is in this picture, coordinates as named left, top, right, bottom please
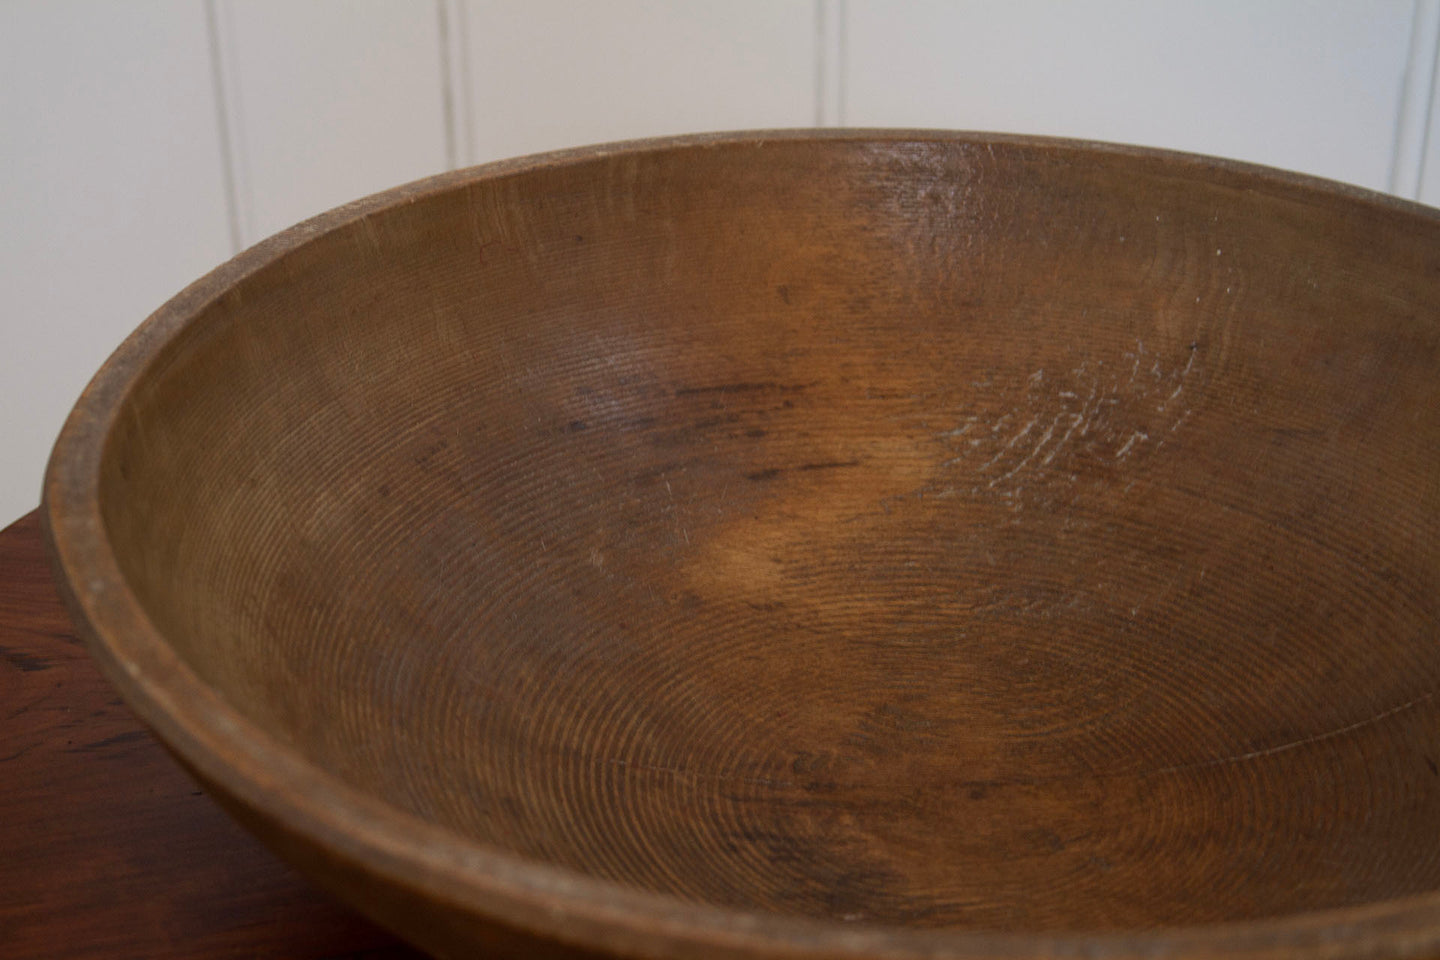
left=42, top=132, right=1440, bottom=959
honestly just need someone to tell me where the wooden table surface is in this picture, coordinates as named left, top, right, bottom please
left=0, top=510, right=423, bottom=959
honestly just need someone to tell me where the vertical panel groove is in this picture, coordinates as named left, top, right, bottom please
left=209, top=0, right=254, bottom=248
left=437, top=0, right=458, bottom=170
left=838, top=0, right=847, bottom=125
left=203, top=0, right=243, bottom=255
left=816, top=0, right=846, bottom=126
left=814, top=0, right=826, bottom=127
left=440, top=0, right=475, bottom=167
left=453, top=0, right=475, bottom=166
left=1418, top=37, right=1440, bottom=199
left=1389, top=0, right=1440, bottom=197
left=1416, top=2, right=1440, bottom=199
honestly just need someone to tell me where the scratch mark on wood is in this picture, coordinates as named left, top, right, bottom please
left=1115, top=431, right=1148, bottom=460
left=1153, top=691, right=1437, bottom=775
left=981, top=416, right=1037, bottom=470
left=1041, top=413, right=1086, bottom=467
left=991, top=419, right=1056, bottom=487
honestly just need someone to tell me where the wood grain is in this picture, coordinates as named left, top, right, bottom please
left=41, top=132, right=1440, bottom=959
left=0, top=511, right=419, bottom=960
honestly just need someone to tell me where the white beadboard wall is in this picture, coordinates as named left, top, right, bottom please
left=3, top=0, right=1438, bottom=525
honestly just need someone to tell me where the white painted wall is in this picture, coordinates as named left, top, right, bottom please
left=213, top=0, right=451, bottom=245
left=2, top=0, right=1436, bottom=526
left=461, top=0, right=816, bottom=162
left=846, top=0, right=1415, bottom=192
left=1, top=1, right=233, bottom=527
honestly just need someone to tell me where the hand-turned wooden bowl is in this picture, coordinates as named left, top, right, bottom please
left=43, top=131, right=1440, bottom=959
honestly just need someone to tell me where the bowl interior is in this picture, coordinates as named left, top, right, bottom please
left=93, top=137, right=1440, bottom=931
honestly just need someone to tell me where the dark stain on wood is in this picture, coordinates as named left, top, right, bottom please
left=673, top=381, right=811, bottom=398
left=62, top=728, right=150, bottom=754
left=0, top=642, right=52, bottom=673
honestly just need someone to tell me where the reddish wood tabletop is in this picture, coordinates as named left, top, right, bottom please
left=0, top=510, right=424, bottom=960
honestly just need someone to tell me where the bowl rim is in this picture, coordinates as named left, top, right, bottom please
left=41, top=128, right=1440, bottom=960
